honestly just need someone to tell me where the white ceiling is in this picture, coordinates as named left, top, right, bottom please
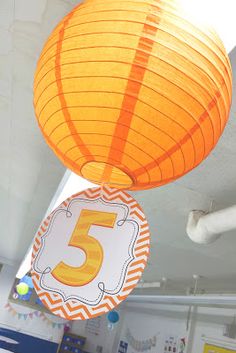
left=133, top=47, right=236, bottom=293
left=0, top=0, right=79, bottom=264
left=0, top=0, right=236, bottom=294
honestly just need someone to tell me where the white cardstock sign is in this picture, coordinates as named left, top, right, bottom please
left=31, top=186, right=150, bottom=320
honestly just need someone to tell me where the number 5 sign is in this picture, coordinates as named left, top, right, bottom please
left=31, top=186, right=150, bottom=320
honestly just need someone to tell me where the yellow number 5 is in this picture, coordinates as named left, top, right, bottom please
left=52, top=209, right=117, bottom=287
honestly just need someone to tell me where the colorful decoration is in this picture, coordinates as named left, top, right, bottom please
left=107, top=311, right=120, bottom=324
left=125, top=328, right=157, bottom=352
left=107, top=310, right=120, bottom=331
left=164, top=335, right=178, bottom=353
left=14, top=275, right=34, bottom=300
left=63, top=324, right=71, bottom=333
left=16, top=283, right=29, bottom=296
left=118, top=341, right=129, bottom=353
left=85, top=317, right=101, bottom=336
left=31, top=186, right=150, bottom=320
left=107, top=322, right=115, bottom=331
left=12, top=292, right=19, bottom=300
left=5, top=304, right=68, bottom=329
left=20, top=275, right=34, bottom=288
left=34, top=0, right=232, bottom=190
left=178, top=338, right=186, bottom=353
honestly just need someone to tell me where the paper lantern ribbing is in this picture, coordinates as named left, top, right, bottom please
left=34, top=0, right=232, bottom=190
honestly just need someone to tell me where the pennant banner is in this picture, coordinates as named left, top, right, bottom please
left=5, top=303, right=69, bottom=329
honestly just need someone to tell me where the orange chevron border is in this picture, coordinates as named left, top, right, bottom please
left=31, top=185, right=150, bottom=320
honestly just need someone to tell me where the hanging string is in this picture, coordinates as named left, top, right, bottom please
left=100, top=182, right=106, bottom=201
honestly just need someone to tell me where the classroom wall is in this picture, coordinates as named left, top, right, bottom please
left=2, top=264, right=236, bottom=353
left=115, top=303, right=187, bottom=353
left=187, top=306, right=236, bottom=353
left=71, top=310, right=121, bottom=353
left=113, top=302, right=236, bottom=353
left=0, top=264, right=65, bottom=343
left=0, top=263, right=119, bottom=352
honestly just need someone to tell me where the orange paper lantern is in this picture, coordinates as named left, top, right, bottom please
left=34, top=0, right=232, bottom=190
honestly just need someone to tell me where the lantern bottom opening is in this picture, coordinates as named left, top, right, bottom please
left=81, top=161, right=133, bottom=189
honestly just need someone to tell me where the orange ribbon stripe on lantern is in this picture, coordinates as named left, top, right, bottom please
left=34, top=0, right=232, bottom=190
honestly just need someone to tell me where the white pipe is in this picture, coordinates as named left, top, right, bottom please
left=127, top=295, right=236, bottom=306
left=186, top=205, right=236, bottom=244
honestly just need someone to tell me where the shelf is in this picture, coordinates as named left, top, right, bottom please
left=57, top=333, right=86, bottom=353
